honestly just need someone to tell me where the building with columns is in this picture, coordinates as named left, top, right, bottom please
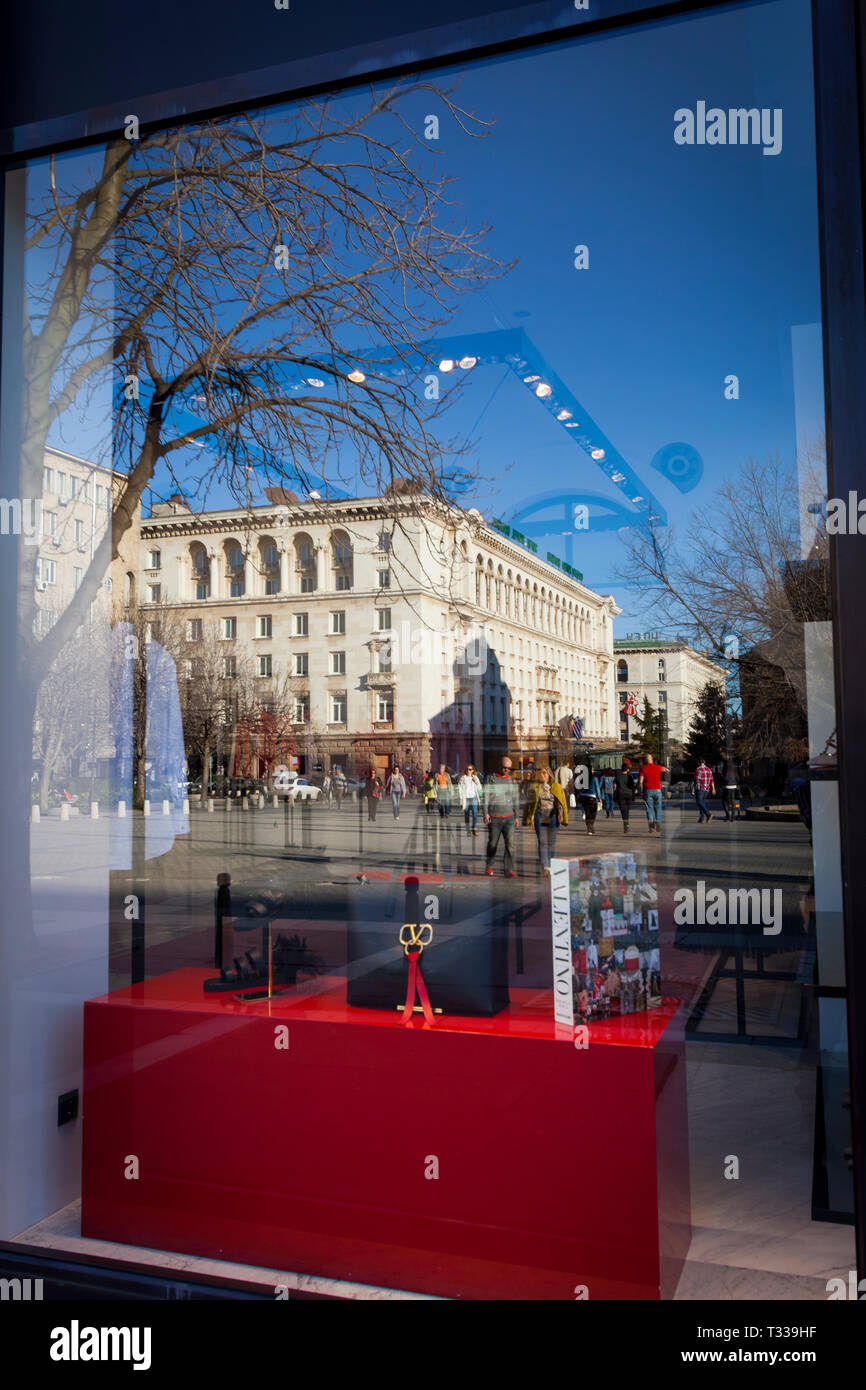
left=140, top=491, right=621, bottom=779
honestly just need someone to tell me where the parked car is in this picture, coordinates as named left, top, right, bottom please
left=276, top=775, right=322, bottom=802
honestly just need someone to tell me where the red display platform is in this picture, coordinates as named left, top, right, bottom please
left=82, top=970, right=690, bottom=1300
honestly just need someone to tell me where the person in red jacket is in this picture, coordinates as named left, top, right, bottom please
left=638, top=755, right=668, bottom=832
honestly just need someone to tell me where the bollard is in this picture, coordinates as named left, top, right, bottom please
left=226, top=796, right=233, bottom=811
left=208, top=798, right=215, bottom=813
left=183, top=797, right=190, bottom=815
left=117, top=800, right=126, bottom=818
left=91, top=801, right=99, bottom=819
left=272, top=794, right=279, bottom=809
left=31, top=804, right=40, bottom=824
left=60, top=803, right=69, bottom=821
left=162, top=799, right=170, bottom=816
left=143, top=799, right=151, bottom=817
left=242, top=795, right=249, bottom=811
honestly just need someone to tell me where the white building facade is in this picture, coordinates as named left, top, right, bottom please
left=613, top=636, right=727, bottom=751
left=140, top=494, right=621, bottom=778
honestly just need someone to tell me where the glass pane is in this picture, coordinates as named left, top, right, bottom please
left=0, top=0, right=852, bottom=1302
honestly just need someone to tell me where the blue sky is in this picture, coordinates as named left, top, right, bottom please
left=43, top=0, right=822, bottom=634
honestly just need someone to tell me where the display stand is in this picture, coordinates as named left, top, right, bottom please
left=82, top=969, right=690, bottom=1300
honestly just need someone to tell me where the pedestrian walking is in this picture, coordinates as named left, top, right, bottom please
left=322, top=773, right=331, bottom=806
left=332, top=768, right=346, bottom=810
left=722, top=758, right=740, bottom=822
left=694, top=759, right=715, bottom=823
left=423, top=770, right=437, bottom=814
left=638, top=755, right=668, bottom=832
left=523, top=766, right=568, bottom=871
left=458, top=765, right=483, bottom=835
left=365, top=769, right=382, bottom=822
left=613, top=758, right=636, bottom=832
left=435, top=764, right=453, bottom=818
left=387, top=765, right=407, bottom=819
left=601, top=772, right=615, bottom=818
left=483, top=756, right=521, bottom=877
left=578, top=766, right=604, bottom=835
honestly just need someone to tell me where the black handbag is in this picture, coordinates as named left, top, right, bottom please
left=346, top=879, right=509, bottom=1018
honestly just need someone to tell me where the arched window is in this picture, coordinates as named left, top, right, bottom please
left=331, top=530, right=353, bottom=591
left=658, top=657, right=666, bottom=682
left=190, top=543, right=210, bottom=599
left=257, top=536, right=280, bottom=595
left=223, top=539, right=245, bottom=598
left=294, top=533, right=316, bottom=593
left=617, top=659, right=629, bottom=683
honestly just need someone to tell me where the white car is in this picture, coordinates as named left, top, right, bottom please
left=276, top=775, right=321, bottom=802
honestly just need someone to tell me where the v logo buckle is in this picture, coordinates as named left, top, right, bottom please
left=399, top=922, right=433, bottom=956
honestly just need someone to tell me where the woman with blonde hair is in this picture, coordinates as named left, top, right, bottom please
left=458, top=763, right=483, bottom=836
left=523, top=767, right=568, bottom=874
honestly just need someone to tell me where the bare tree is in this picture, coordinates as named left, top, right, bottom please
left=18, top=84, right=508, bottom=700
left=109, top=600, right=187, bottom=804
left=177, top=619, right=233, bottom=803
left=619, top=445, right=830, bottom=754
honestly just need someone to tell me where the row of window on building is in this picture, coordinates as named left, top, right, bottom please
left=224, top=690, right=392, bottom=725
left=36, top=556, right=84, bottom=591
left=43, top=465, right=111, bottom=510
left=617, top=658, right=667, bottom=682
left=185, top=609, right=392, bottom=642
left=41, top=514, right=90, bottom=547
left=146, top=538, right=392, bottom=602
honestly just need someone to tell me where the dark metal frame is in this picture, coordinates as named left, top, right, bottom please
left=812, top=0, right=866, bottom=1287
left=1, top=0, right=865, bottom=1294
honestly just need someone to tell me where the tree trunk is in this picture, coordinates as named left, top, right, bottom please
left=40, top=758, right=53, bottom=813
left=136, top=748, right=147, bottom=808
left=200, top=736, right=211, bottom=807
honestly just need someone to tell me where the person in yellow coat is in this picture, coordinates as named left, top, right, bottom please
left=523, top=767, right=568, bottom=874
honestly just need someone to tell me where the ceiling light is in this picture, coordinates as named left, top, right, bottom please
left=439, top=359, right=455, bottom=373
left=347, top=370, right=366, bottom=384
left=523, top=374, right=540, bottom=384
left=557, top=409, right=572, bottom=421
left=535, top=383, right=552, bottom=399
left=306, top=377, right=325, bottom=387
left=458, top=356, right=477, bottom=369
left=591, top=448, right=606, bottom=460
left=308, top=490, right=322, bottom=500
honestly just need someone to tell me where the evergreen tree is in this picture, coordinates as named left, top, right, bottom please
left=684, top=682, right=727, bottom=768
left=632, top=696, right=661, bottom=760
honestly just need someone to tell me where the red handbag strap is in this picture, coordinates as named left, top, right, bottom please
left=402, top=948, right=435, bottom=1024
